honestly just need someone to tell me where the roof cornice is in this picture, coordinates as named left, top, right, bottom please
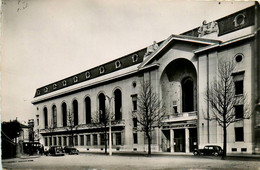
left=193, top=33, right=255, bottom=54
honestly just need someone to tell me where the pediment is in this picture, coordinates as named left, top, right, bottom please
left=138, top=34, right=220, bottom=69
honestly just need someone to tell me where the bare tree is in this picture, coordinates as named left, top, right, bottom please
left=91, top=108, right=113, bottom=154
left=205, top=59, right=250, bottom=159
left=134, top=81, right=166, bottom=156
left=66, top=110, right=80, bottom=147
left=45, top=120, right=56, bottom=146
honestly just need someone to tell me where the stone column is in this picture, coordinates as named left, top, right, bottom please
left=185, top=128, right=190, bottom=153
left=170, top=129, right=174, bottom=152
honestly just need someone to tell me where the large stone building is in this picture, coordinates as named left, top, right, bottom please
left=32, top=3, right=260, bottom=154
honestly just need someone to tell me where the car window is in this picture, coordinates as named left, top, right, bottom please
left=208, top=146, right=214, bottom=150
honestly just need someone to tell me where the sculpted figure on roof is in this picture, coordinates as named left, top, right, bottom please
left=198, top=20, right=219, bottom=37
left=145, top=41, right=159, bottom=57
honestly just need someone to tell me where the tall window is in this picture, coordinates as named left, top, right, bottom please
left=36, top=115, right=39, bottom=126
left=45, top=137, right=48, bottom=146
left=233, top=72, right=244, bottom=95
left=80, top=135, right=84, bottom=146
left=73, top=100, right=78, bottom=125
left=131, top=94, right=137, bottom=111
left=49, top=137, right=52, bottom=146
left=43, top=107, right=48, bottom=128
left=235, top=80, right=243, bottom=95
left=85, top=97, right=91, bottom=123
left=133, top=133, right=138, bottom=144
left=86, top=135, right=91, bottom=146
left=182, top=77, right=194, bottom=112
left=235, top=127, right=244, bottom=142
left=74, top=136, right=78, bottom=146
left=114, top=89, right=122, bottom=120
left=93, top=134, right=98, bottom=145
left=133, top=118, right=137, bottom=128
left=52, top=105, right=57, bottom=128
left=58, top=137, right=62, bottom=146
left=116, top=133, right=121, bottom=145
left=100, top=134, right=105, bottom=145
left=63, top=136, right=67, bottom=146
left=53, top=137, right=57, bottom=145
left=235, top=105, right=244, bottom=119
left=62, top=103, right=67, bottom=127
left=98, top=93, right=106, bottom=122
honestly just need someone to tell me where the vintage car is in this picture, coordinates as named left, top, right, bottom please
left=193, top=145, right=223, bottom=156
left=63, top=146, right=79, bottom=155
left=45, top=146, right=65, bottom=156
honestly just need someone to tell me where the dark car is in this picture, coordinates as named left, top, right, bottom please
left=45, top=146, right=65, bottom=156
left=193, top=145, right=223, bottom=156
left=63, top=146, right=79, bottom=155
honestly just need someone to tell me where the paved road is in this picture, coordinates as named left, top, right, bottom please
left=2, top=152, right=260, bottom=170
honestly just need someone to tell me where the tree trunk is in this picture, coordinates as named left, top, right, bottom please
left=148, top=135, right=151, bottom=156
left=222, top=122, right=227, bottom=160
left=104, top=130, right=107, bottom=154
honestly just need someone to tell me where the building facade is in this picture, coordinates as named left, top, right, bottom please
left=32, top=3, right=260, bottom=154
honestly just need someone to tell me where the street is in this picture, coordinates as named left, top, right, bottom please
left=2, top=152, right=260, bottom=170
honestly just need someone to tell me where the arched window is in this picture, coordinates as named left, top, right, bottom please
left=182, top=77, right=194, bottom=112
left=98, top=93, right=106, bottom=122
left=52, top=105, right=57, bottom=128
left=43, top=107, right=48, bottom=128
left=73, top=100, right=79, bottom=125
left=114, top=89, right=122, bottom=120
left=62, top=103, right=67, bottom=127
left=85, top=97, right=91, bottom=123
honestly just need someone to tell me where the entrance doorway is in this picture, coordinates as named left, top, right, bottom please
left=174, top=129, right=185, bottom=152
left=189, top=128, right=197, bottom=152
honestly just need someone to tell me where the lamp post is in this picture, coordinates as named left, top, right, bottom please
left=105, top=95, right=113, bottom=156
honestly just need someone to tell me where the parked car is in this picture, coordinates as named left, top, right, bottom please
left=45, top=146, right=65, bottom=156
left=193, top=145, right=223, bottom=156
left=63, top=146, right=79, bottom=155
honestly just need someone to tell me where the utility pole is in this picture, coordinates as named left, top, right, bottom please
left=105, top=95, right=113, bottom=156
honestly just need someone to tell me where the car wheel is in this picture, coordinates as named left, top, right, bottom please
left=213, top=152, right=219, bottom=156
left=193, top=151, right=199, bottom=156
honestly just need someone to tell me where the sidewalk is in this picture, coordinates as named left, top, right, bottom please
left=2, top=155, right=40, bottom=164
left=80, top=150, right=260, bottom=160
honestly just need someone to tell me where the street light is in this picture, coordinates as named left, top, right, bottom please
left=104, top=95, right=113, bottom=156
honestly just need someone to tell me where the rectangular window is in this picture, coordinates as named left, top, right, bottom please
left=233, top=72, right=244, bottom=95
left=36, top=115, right=39, bottom=126
left=53, top=137, right=57, bottom=145
left=133, top=118, right=137, bottom=128
left=235, top=105, right=243, bottom=119
left=133, top=133, right=138, bottom=144
left=63, top=136, right=67, bottom=146
left=235, top=80, right=243, bottom=95
left=241, top=148, right=247, bottom=152
left=93, top=134, right=98, bottom=145
left=45, top=137, right=48, bottom=146
left=116, top=133, right=121, bottom=145
left=74, top=136, right=78, bottom=146
left=80, top=135, right=84, bottom=146
left=58, top=137, right=62, bottom=146
left=49, top=137, right=52, bottom=146
left=100, top=134, right=105, bottom=145
left=235, top=127, right=244, bottom=142
left=69, top=136, right=73, bottom=146
left=86, top=135, right=91, bottom=146
left=132, top=95, right=138, bottom=111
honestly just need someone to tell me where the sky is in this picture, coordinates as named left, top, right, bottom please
left=1, top=0, right=255, bottom=123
